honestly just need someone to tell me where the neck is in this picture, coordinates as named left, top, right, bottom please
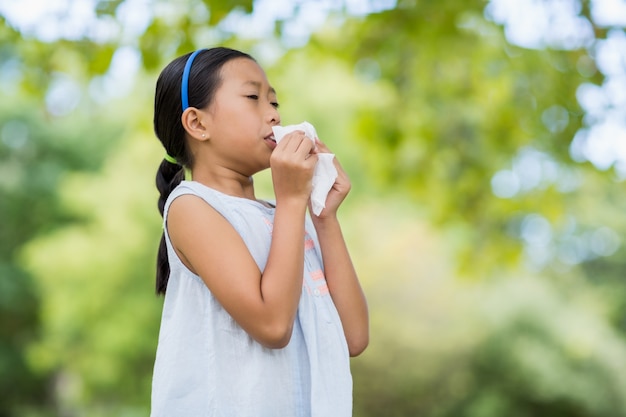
left=192, top=166, right=257, bottom=200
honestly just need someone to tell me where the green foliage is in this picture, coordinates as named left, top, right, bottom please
left=94, top=0, right=126, bottom=17
left=346, top=202, right=626, bottom=416
left=202, top=0, right=253, bottom=25
left=136, top=0, right=253, bottom=71
left=21, top=135, right=163, bottom=416
left=0, top=96, right=124, bottom=414
left=463, top=277, right=626, bottom=417
left=302, top=4, right=603, bottom=277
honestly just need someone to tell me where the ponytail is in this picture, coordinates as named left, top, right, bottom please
left=155, top=159, right=185, bottom=295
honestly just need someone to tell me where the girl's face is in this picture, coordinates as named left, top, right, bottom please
left=202, top=57, right=281, bottom=174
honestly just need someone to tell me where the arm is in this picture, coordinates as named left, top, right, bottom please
left=311, top=139, right=369, bottom=357
left=167, top=132, right=317, bottom=349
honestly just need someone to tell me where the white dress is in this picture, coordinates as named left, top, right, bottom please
left=150, top=181, right=352, bottom=417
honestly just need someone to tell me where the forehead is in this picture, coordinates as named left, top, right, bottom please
left=220, top=58, right=273, bottom=89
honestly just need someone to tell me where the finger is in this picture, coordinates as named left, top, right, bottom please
left=287, top=133, right=314, bottom=157
left=296, top=135, right=316, bottom=155
left=304, top=152, right=319, bottom=167
left=275, top=130, right=303, bottom=151
left=312, top=137, right=332, bottom=154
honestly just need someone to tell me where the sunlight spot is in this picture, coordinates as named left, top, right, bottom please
left=590, top=227, right=621, bottom=256
left=485, top=0, right=594, bottom=50
left=524, top=244, right=552, bottom=269
left=45, top=74, right=81, bottom=116
left=116, top=0, right=153, bottom=39
left=570, top=121, right=626, bottom=172
left=591, top=0, right=626, bottom=27
left=87, top=46, right=142, bottom=103
left=521, top=214, right=552, bottom=246
left=345, top=0, right=397, bottom=15
left=491, top=169, right=520, bottom=198
left=594, top=29, right=626, bottom=78
left=557, top=236, right=589, bottom=265
left=576, top=82, right=609, bottom=123
left=542, top=105, right=570, bottom=133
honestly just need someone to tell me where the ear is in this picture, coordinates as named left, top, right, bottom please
left=181, top=107, right=210, bottom=142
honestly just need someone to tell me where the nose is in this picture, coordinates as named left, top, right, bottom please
left=268, top=104, right=280, bottom=126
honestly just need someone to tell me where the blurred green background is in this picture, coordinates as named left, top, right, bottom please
left=2, top=0, right=626, bottom=415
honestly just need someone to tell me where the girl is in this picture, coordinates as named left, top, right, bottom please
left=151, top=47, right=369, bottom=417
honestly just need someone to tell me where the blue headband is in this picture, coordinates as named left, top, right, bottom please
left=181, top=49, right=207, bottom=111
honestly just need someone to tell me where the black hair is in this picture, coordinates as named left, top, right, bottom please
left=154, top=47, right=255, bottom=295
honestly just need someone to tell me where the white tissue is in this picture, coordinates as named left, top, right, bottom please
left=271, top=121, right=338, bottom=216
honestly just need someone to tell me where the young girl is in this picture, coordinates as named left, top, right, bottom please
left=151, top=47, right=369, bottom=417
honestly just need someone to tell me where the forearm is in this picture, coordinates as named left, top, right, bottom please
left=259, top=199, right=308, bottom=343
left=313, top=216, right=369, bottom=356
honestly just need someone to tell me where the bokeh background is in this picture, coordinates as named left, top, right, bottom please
left=2, top=0, right=626, bottom=416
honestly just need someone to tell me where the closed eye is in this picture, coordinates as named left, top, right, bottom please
left=246, top=95, right=279, bottom=109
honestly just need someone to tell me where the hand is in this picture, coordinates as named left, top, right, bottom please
left=311, top=138, right=351, bottom=219
left=270, top=130, right=318, bottom=205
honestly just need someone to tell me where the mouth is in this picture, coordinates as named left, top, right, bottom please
left=264, top=133, right=277, bottom=149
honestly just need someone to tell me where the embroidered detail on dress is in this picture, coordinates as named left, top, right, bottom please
left=312, top=283, right=329, bottom=296
left=310, top=269, right=325, bottom=281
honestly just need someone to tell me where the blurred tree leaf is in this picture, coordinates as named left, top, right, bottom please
left=21, top=133, right=164, bottom=416
left=292, top=1, right=622, bottom=279
left=346, top=202, right=626, bottom=417
left=202, top=0, right=253, bottom=25
left=0, top=97, right=124, bottom=414
left=95, top=0, right=126, bottom=16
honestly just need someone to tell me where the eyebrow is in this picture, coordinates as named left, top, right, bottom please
left=243, top=80, right=276, bottom=95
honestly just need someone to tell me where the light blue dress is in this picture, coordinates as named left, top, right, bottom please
left=150, top=181, right=352, bottom=417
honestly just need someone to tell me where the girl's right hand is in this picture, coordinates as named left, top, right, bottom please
left=270, top=130, right=318, bottom=204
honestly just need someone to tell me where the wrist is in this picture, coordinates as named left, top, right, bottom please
left=276, top=197, right=308, bottom=214
left=311, top=213, right=340, bottom=229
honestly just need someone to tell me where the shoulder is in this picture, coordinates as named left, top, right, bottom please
left=166, top=181, right=222, bottom=211
left=166, top=188, right=253, bottom=275
left=165, top=182, right=232, bottom=248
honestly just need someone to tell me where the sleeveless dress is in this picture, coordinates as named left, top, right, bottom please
left=150, top=181, right=352, bottom=417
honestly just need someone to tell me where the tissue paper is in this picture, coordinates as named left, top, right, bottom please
left=271, top=121, right=338, bottom=215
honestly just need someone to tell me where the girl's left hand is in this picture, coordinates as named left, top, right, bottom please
left=311, top=138, right=351, bottom=218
